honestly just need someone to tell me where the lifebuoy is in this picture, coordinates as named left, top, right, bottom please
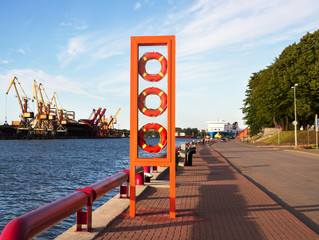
left=138, top=87, right=167, bottom=117
left=138, top=52, right=167, bottom=82
left=138, top=123, right=167, bottom=153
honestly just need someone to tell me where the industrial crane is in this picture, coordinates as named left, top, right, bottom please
left=32, top=80, right=54, bottom=134
left=79, top=108, right=100, bottom=126
left=96, top=108, right=106, bottom=126
left=6, top=77, right=34, bottom=132
left=79, top=107, right=109, bottom=136
left=50, top=92, right=67, bottom=133
left=100, top=108, right=121, bottom=136
left=108, top=108, right=121, bottom=129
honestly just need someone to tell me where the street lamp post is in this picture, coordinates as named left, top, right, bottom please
left=291, top=83, right=298, bottom=147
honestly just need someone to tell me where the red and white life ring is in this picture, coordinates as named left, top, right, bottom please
left=138, top=87, right=167, bottom=117
left=138, top=52, right=167, bottom=82
left=138, top=123, right=167, bottom=153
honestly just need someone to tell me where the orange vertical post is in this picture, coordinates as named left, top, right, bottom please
left=130, top=35, right=176, bottom=218
left=130, top=37, right=138, bottom=217
left=168, top=37, right=176, bottom=218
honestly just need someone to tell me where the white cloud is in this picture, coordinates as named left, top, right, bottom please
left=57, top=31, right=127, bottom=68
left=1, top=59, right=10, bottom=64
left=134, top=2, right=142, bottom=10
left=57, top=13, right=169, bottom=69
left=177, top=59, right=227, bottom=83
left=75, top=25, right=88, bottom=30
left=17, top=49, right=25, bottom=55
left=98, top=71, right=128, bottom=88
left=60, top=22, right=73, bottom=27
left=66, top=36, right=88, bottom=56
left=167, top=0, right=319, bottom=57
left=0, top=69, right=96, bottom=99
left=60, top=21, right=87, bottom=30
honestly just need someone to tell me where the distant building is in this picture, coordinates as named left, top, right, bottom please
left=206, top=118, right=240, bottom=138
left=175, top=132, right=185, bottom=137
left=237, top=127, right=250, bottom=139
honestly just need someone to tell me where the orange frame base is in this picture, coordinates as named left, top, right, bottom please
left=130, top=35, right=176, bottom=218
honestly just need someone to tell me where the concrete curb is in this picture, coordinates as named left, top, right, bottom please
left=283, top=149, right=319, bottom=157
left=248, top=142, right=319, bottom=156
left=55, top=167, right=168, bottom=240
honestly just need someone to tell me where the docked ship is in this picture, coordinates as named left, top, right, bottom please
left=206, top=118, right=239, bottom=138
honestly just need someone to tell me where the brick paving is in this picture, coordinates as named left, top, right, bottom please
left=95, top=144, right=319, bottom=240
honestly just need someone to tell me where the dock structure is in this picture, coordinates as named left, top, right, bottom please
left=94, top=144, right=318, bottom=240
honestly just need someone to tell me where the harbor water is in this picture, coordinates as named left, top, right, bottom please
left=0, top=138, right=196, bottom=239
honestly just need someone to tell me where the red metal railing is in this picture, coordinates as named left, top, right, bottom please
left=0, top=166, right=144, bottom=240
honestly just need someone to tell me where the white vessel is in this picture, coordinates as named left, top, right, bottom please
left=206, top=118, right=239, bottom=138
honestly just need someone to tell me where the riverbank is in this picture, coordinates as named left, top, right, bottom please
left=0, top=124, right=126, bottom=139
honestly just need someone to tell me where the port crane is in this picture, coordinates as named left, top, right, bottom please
left=108, top=108, right=121, bottom=129
left=100, top=108, right=121, bottom=136
left=6, top=77, right=34, bottom=131
left=79, top=108, right=102, bottom=126
left=50, top=92, right=67, bottom=133
left=79, top=107, right=107, bottom=135
left=96, top=108, right=107, bottom=126
left=32, top=80, right=55, bottom=134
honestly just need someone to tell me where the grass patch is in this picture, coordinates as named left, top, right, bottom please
left=260, top=130, right=319, bottom=145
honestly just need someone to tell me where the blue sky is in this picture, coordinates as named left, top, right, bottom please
left=1, top=0, right=319, bottom=130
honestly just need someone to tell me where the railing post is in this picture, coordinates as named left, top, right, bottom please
left=136, top=172, right=144, bottom=185
left=119, top=184, right=128, bottom=198
left=75, top=187, right=96, bottom=232
left=119, top=169, right=129, bottom=198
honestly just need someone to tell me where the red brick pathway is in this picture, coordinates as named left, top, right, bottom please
left=95, top=145, right=319, bottom=240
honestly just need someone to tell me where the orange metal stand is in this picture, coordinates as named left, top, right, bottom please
left=130, top=35, right=176, bottom=218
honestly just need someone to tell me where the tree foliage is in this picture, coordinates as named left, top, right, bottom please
left=242, top=30, right=319, bottom=135
left=176, top=127, right=200, bottom=136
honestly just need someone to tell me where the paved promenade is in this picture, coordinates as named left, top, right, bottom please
left=212, top=141, right=319, bottom=233
left=95, top=144, right=318, bottom=240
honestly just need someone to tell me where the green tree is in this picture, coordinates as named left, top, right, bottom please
left=242, top=30, right=319, bottom=135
